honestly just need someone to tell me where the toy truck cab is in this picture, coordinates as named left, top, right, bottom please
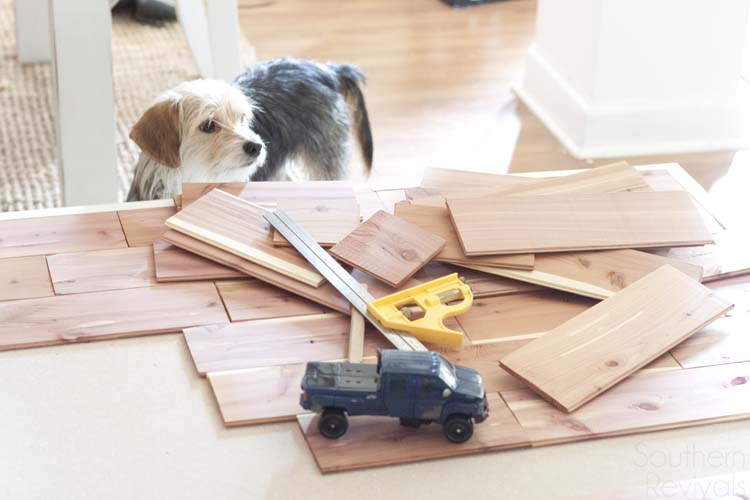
left=300, top=350, right=489, bottom=443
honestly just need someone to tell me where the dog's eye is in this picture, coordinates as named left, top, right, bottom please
left=199, top=120, right=216, bottom=133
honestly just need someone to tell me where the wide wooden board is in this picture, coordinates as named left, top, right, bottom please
left=0, top=256, right=54, bottom=302
left=271, top=198, right=360, bottom=247
left=208, top=363, right=310, bottom=426
left=462, top=249, right=703, bottom=300
left=296, top=392, right=530, bottom=473
left=165, top=189, right=324, bottom=287
left=181, top=180, right=355, bottom=207
left=447, top=191, right=714, bottom=256
left=455, top=291, right=595, bottom=343
left=153, top=240, right=245, bottom=282
left=47, top=247, right=156, bottom=294
left=184, top=314, right=391, bottom=375
left=500, top=266, right=733, bottom=412
left=393, top=203, right=534, bottom=270
left=502, top=362, right=750, bottom=446
left=117, top=206, right=176, bottom=247
left=162, top=229, right=351, bottom=314
left=215, top=279, right=326, bottom=322
left=329, top=210, right=446, bottom=287
left=0, top=282, right=228, bottom=350
left=0, top=212, right=127, bottom=258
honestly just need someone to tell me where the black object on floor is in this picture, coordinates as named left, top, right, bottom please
left=114, top=0, right=177, bottom=25
left=442, top=0, right=507, bottom=7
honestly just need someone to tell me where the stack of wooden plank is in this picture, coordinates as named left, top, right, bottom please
left=0, top=163, right=748, bottom=474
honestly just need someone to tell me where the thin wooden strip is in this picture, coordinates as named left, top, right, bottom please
left=153, top=240, right=245, bottom=282
left=296, top=392, right=530, bottom=473
left=447, top=191, right=714, bottom=256
left=208, top=363, right=310, bottom=426
left=500, top=266, right=733, bottom=413
left=502, top=362, right=750, bottom=447
left=460, top=249, right=704, bottom=300
left=0, top=256, right=54, bottom=302
left=0, top=212, right=127, bottom=258
left=455, top=291, right=595, bottom=342
left=184, top=314, right=391, bottom=375
left=215, top=279, right=325, bottom=321
left=162, top=229, right=351, bottom=314
left=117, top=206, right=176, bottom=247
left=329, top=210, right=446, bottom=287
left=393, top=204, right=534, bottom=270
left=47, top=247, right=156, bottom=294
left=271, top=198, right=360, bottom=247
left=0, top=282, right=228, bottom=351
left=166, top=190, right=324, bottom=287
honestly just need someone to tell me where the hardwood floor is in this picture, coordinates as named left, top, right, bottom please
left=237, top=0, right=749, bottom=229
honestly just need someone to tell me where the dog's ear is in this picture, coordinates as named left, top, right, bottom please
left=130, top=99, right=181, bottom=168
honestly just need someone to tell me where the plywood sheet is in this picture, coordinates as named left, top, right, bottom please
left=47, top=247, right=156, bottom=294
left=208, top=363, right=309, bottom=426
left=500, top=266, right=733, bottom=413
left=153, top=240, right=245, bottom=282
left=215, top=279, right=325, bottom=321
left=462, top=249, right=703, bottom=300
left=447, top=191, right=714, bottom=256
left=296, top=392, right=530, bottom=473
left=0, top=256, right=54, bottom=302
left=271, top=198, right=359, bottom=247
left=117, top=206, right=176, bottom=247
left=393, top=203, right=534, bottom=270
left=329, top=210, right=446, bottom=287
left=0, top=212, right=127, bottom=258
left=502, top=362, right=750, bottom=447
left=456, top=291, right=595, bottom=342
left=0, top=282, right=228, bottom=350
left=184, top=314, right=390, bottom=375
left=165, top=189, right=324, bottom=287
left=162, top=229, right=350, bottom=314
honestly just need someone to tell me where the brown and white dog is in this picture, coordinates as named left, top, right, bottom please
left=127, top=58, right=372, bottom=201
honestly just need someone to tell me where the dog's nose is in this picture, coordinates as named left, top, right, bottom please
left=243, top=141, right=262, bottom=158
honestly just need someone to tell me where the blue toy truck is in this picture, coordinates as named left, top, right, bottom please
left=300, top=350, right=489, bottom=443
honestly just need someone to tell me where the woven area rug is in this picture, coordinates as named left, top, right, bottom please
left=0, top=1, right=252, bottom=211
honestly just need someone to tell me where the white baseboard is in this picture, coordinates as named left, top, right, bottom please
left=515, top=47, right=750, bottom=159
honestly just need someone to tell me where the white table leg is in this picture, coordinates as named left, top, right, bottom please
left=15, top=0, right=52, bottom=63
left=176, top=0, right=243, bottom=81
left=49, top=0, right=119, bottom=206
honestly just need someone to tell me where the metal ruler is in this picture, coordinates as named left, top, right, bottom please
left=264, top=209, right=426, bottom=352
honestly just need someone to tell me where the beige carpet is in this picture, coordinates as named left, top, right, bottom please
left=0, top=0, right=245, bottom=211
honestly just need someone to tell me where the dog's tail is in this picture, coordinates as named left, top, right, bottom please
left=332, top=64, right=373, bottom=172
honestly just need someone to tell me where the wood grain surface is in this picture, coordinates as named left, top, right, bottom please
left=162, top=229, right=351, bottom=313
left=47, top=247, right=156, bottom=294
left=447, top=191, right=714, bottom=256
left=184, top=314, right=390, bottom=375
left=0, top=212, right=127, bottom=258
left=181, top=180, right=355, bottom=207
left=0, top=282, right=228, bottom=350
left=117, top=206, right=176, bottom=247
left=208, top=363, right=310, bottom=426
left=271, top=198, right=360, bottom=247
left=502, top=362, right=750, bottom=446
left=165, top=189, right=324, bottom=287
left=500, top=266, right=733, bottom=413
left=329, top=210, right=446, bottom=287
left=393, top=203, right=534, bottom=270
left=455, top=291, right=595, bottom=342
left=215, top=279, right=325, bottom=321
left=462, top=249, right=704, bottom=300
left=0, top=256, right=54, bottom=301
left=296, top=392, right=530, bottom=473
left=153, top=240, right=245, bottom=282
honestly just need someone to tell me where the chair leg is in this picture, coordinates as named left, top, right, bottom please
left=15, top=0, right=52, bottom=63
left=50, top=0, right=119, bottom=206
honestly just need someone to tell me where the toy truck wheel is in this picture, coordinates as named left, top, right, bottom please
left=443, top=415, right=473, bottom=443
left=318, top=409, right=348, bottom=439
